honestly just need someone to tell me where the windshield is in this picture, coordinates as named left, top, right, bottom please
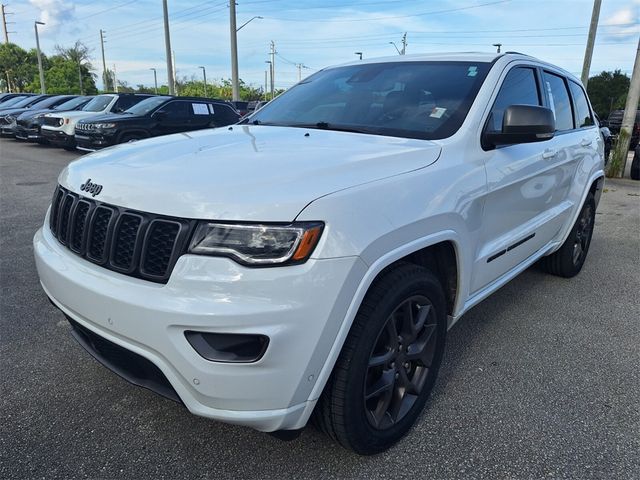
left=82, top=95, right=114, bottom=112
left=248, top=61, right=490, bottom=140
left=54, top=96, right=88, bottom=111
left=124, top=96, right=171, bottom=115
left=5, top=96, right=41, bottom=109
left=0, top=96, right=28, bottom=108
left=32, top=96, right=69, bottom=109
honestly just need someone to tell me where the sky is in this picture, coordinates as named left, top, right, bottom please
left=6, top=0, right=640, bottom=91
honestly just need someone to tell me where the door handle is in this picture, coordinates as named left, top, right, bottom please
left=542, top=148, right=557, bottom=159
left=580, top=138, right=593, bottom=147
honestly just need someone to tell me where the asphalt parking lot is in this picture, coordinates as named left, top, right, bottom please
left=1, top=138, right=639, bottom=479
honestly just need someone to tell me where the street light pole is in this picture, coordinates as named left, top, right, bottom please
left=265, top=60, right=272, bottom=100
left=199, top=66, right=207, bottom=97
left=34, top=21, right=45, bottom=94
left=355, top=52, right=363, bottom=60
left=492, top=43, right=502, bottom=53
left=150, top=68, right=158, bottom=94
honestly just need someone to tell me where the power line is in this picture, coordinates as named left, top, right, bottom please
left=266, top=0, right=512, bottom=22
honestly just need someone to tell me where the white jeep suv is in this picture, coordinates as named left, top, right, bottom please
left=41, top=93, right=152, bottom=150
left=34, top=53, right=604, bottom=454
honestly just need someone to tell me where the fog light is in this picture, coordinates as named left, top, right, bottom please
left=185, top=331, right=269, bottom=363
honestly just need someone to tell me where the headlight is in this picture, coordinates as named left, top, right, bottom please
left=188, top=222, right=324, bottom=266
left=94, top=123, right=117, bottom=129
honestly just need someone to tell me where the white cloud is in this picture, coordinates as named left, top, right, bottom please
left=29, top=0, right=75, bottom=34
left=604, top=2, right=640, bottom=39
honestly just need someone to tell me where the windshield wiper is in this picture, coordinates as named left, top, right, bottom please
left=292, top=122, right=375, bottom=135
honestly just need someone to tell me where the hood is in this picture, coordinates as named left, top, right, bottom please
left=59, top=125, right=441, bottom=221
left=47, top=110, right=108, bottom=121
left=17, top=108, right=54, bottom=120
left=0, top=107, right=30, bottom=117
left=79, top=112, right=137, bottom=124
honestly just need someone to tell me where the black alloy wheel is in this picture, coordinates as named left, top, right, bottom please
left=364, top=295, right=438, bottom=429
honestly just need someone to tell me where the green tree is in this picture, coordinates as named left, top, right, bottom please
left=54, top=41, right=97, bottom=94
left=0, top=43, right=41, bottom=92
left=587, top=70, right=630, bottom=120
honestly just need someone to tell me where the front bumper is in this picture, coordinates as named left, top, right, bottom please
left=75, top=131, right=115, bottom=151
left=15, top=125, right=42, bottom=141
left=0, top=123, right=17, bottom=136
left=41, top=128, right=75, bottom=147
left=34, top=219, right=365, bottom=431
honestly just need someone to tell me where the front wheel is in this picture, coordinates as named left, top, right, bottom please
left=313, top=263, right=447, bottom=455
left=541, top=193, right=596, bottom=277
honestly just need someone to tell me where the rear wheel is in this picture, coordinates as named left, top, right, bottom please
left=540, top=193, right=596, bottom=277
left=313, top=263, right=447, bottom=455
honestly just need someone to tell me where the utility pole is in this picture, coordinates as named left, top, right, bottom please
left=581, top=0, right=602, bottom=87
left=113, top=64, right=118, bottom=92
left=265, top=60, right=272, bottom=100
left=264, top=70, right=268, bottom=100
left=2, top=4, right=14, bottom=43
left=172, top=50, right=177, bottom=95
left=608, top=39, right=640, bottom=178
left=99, top=29, right=109, bottom=90
left=34, top=21, right=45, bottom=93
left=77, top=61, right=83, bottom=94
left=401, top=32, right=407, bottom=55
left=199, top=66, right=207, bottom=97
left=229, top=0, right=239, bottom=101
left=269, top=40, right=275, bottom=99
left=296, top=64, right=302, bottom=82
left=150, top=68, right=158, bottom=94
left=162, top=0, right=175, bottom=95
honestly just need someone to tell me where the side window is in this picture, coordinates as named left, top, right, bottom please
left=487, top=67, right=540, bottom=132
left=212, top=105, right=238, bottom=125
left=568, top=81, right=594, bottom=128
left=543, top=72, right=574, bottom=131
left=160, top=101, right=190, bottom=117
left=113, top=96, right=140, bottom=112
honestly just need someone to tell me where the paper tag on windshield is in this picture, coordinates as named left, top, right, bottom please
left=430, top=107, right=446, bottom=119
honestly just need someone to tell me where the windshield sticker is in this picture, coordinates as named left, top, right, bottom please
left=192, top=103, right=209, bottom=115
left=467, top=66, right=478, bottom=77
left=430, top=107, right=447, bottom=119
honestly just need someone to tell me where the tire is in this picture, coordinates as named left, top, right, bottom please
left=313, top=262, right=447, bottom=455
left=540, top=193, right=596, bottom=277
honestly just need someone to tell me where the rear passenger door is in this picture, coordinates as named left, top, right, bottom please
left=472, top=64, right=580, bottom=293
left=188, top=101, right=216, bottom=130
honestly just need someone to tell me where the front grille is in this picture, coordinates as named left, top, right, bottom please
left=76, top=123, right=96, bottom=131
left=49, top=185, right=194, bottom=283
left=43, top=116, right=62, bottom=127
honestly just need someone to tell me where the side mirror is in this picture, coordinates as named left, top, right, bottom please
left=484, top=105, right=555, bottom=148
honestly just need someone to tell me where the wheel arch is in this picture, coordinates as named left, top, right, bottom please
left=304, top=231, right=464, bottom=414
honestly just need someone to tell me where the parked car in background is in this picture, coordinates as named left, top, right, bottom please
left=608, top=109, right=640, bottom=149
left=15, top=96, right=92, bottom=143
left=247, top=100, right=269, bottom=114
left=34, top=53, right=604, bottom=454
left=595, top=114, right=612, bottom=163
left=229, top=100, right=249, bottom=116
left=0, top=95, right=58, bottom=136
left=41, top=93, right=154, bottom=150
left=74, top=96, right=240, bottom=151
left=0, top=93, right=35, bottom=106
left=0, top=94, right=49, bottom=114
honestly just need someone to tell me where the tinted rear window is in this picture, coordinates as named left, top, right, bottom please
left=568, top=81, right=594, bottom=128
left=543, top=72, right=574, bottom=131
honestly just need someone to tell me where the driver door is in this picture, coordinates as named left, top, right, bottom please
left=471, top=65, right=577, bottom=293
